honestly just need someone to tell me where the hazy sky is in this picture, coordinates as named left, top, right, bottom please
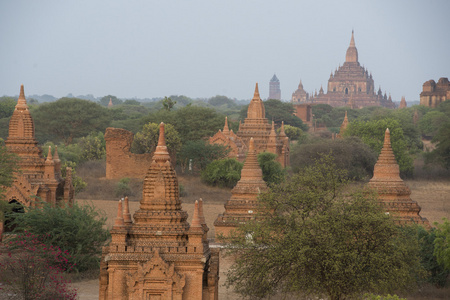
left=1, top=0, right=449, bottom=102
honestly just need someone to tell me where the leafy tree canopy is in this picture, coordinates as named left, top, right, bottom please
left=177, top=140, right=230, bottom=172
left=131, top=122, right=181, bottom=156
left=291, top=136, right=378, bottom=180
left=257, top=152, right=285, bottom=185
left=162, top=96, right=176, bottom=111
left=32, top=98, right=111, bottom=145
left=418, top=110, right=450, bottom=137
left=434, top=218, right=450, bottom=272
left=224, top=155, right=422, bottom=300
left=0, top=96, right=16, bottom=119
left=201, top=158, right=243, bottom=188
left=344, top=119, right=414, bottom=177
left=208, top=95, right=236, bottom=108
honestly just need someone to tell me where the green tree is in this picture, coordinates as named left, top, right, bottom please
left=224, top=156, right=422, bottom=300
left=131, top=122, right=181, bottom=155
left=425, top=120, right=450, bottom=169
left=434, top=218, right=450, bottom=272
left=177, top=140, right=230, bottom=172
left=78, top=131, right=106, bottom=161
left=0, top=145, right=20, bottom=235
left=162, top=96, right=177, bottom=111
left=291, top=137, right=378, bottom=180
left=0, top=96, right=16, bottom=119
left=344, top=119, right=414, bottom=177
left=278, top=124, right=303, bottom=140
left=9, top=202, right=110, bottom=272
left=201, top=158, right=243, bottom=188
left=419, top=110, right=450, bottom=137
left=32, top=98, right=111, bottom=145
left=257, top=152, right=285, bottom=185
left=208, top=95, right=236, bottom=108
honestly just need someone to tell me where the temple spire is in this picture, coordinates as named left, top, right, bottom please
left=223, top=116, right=230, bottom=135
left=253, top=82, right=260, bottom=100
left=113, top=200, right=124, bottom=227
left=46, top=146, right=53, bottom=162
left=191, top=200, right=202, bottom=228
left=123, top=196, right=132, bottom=224
left=16, top=84, right=28, bottom=110
left=153, top=122, right=171, bottom=164
left=345, top=30, right=358, bottom=63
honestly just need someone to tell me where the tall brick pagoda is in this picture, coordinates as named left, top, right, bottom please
left=209, top=83, right=290, bottom=167
left=368, top=128, right=429, bottom=227
left=4, top=85, right=74, bottom=207
left=308, top=31, right=395, bottom=109
left=214, top=138, right=268, bottom=238
left=99, top=123, right=219, bottom=300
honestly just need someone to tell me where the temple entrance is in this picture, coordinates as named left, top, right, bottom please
left=345, top=88, right=349, bottom=95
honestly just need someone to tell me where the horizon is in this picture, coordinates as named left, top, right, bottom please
left=1, top=0, right=449, bottom=103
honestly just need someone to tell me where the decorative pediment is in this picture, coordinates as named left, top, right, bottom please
left=127, top=249, right=185, bottom=299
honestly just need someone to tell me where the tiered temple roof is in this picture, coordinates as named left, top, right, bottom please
left=100, top=123, right=219, bottom=300
left=210, top=83, right=290, bottom=167
left=306, top=31, right=395, bottom=109
left=214, top=138, right=268, bottom=239
left=4, top=85, right=73, bottom=207
left=367, top=129, right=429, bottom=227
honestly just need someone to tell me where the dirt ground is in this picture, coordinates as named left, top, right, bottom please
left=72, top=176, right=450, bottom=300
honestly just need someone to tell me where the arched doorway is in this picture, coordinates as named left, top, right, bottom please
left=345, top=88, right=348, bottom=95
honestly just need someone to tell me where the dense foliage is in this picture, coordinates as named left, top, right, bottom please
left=291, top=136, right=378, bottom=180
left=257, top=152, right=285, bottom=185
left=9, top=202, right=110, bottom=272
left=201, top=158, right=243, bottom=188
left=177, top=140, right=230, bottom=172
left=32, top=98, right=111, bottom=145
left=224, top=156, right=422, bottom=300
left=131, top=122, right=182, bottom=155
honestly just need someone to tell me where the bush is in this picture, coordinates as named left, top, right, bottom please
left=62, top=161, right=87, bottom=195
left=257, top=152, right=285, bottom=185
left=9, top=202, right=110, bottom=272
left=0, top=231, right=77, bottom=299
left=177, top=140, right=230, bottom=172
left=115, top=177, right=132, bottom=198
left=201, top=158, right=243, bottom=188
left=291, top=137, right=378, bottom=180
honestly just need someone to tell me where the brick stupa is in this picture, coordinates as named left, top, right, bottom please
left=336, top=111, right=349, bottom=138
left=99, top=123, right=219, bottom=300
left=4, top=85, right=74, bottom=207
left=368, top=128, right=429, bottom=227
left=214, top=138, right=268, bottom=239
left=209, top=83, right=290, bottom=167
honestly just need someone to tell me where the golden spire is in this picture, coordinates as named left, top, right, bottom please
left=46, top=146, right=53, bottom=162
left=345, top=30, right=358, bottom=63
left=239, top=138, right=263, bottom=182
left=253, top=82, right=260, bottom=100
left=153, top=122, right=171, bottom=165
left=16, top=84, right=29, bottom=110
left=279, top=121, right=287, bottom=138
left=370, top=128, right=401, bottom=182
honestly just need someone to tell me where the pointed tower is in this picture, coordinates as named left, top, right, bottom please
left=5, top=85, right=43, bottom=174
left=267, top=121, right=278, bottom=153
left=223, top=116, right=230, bottom=135
left=269, top=74, right=281, bottom=100
left=345, top=30, right=358, bottom=63
left=399, top=96, right=407, bottom=109
left=100, top=122, right=219, bottom=300
left=337, top=111, right=349, bottom=138
left=368, top=129, right=429, bottom=227
left=214, top=137, right=268, bottom=239
left=107, top=97, right=113, bottom=108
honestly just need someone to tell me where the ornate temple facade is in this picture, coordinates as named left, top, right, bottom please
left=297, top=31, right=395, bottom=109
left=420, top=77, right=450, bottom=108
left=368, top=129, right=429, bottom=227
left=269, top=74, right=281, bottom=100
left=100, top=123, right=219, bottom=300
left=4, top=85, right=74, bottom=208
left=214, top=138, right=267, bottom=238
left=209, top=83, right=290, bottom=167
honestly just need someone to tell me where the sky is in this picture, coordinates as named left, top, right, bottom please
left=1, top=0, right=449, bottom=103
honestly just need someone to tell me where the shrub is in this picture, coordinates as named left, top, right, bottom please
left=115, top=177, right=132, bottom=198
left=201, top=158, right=243, bottom=188
left=177, top=140, right=230, bottom=172
left=62, top=161, right=87, bottom=195
left=257, top=152, right=285, bottom=185
left=0, top=231, right=77, bottom=299
left=9, top=202, right=110, bottom=272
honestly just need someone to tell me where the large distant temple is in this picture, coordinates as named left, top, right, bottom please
left=420, top=77, right=450, bottom=108
left=209, top=83, right=289, bottom=167
left=4, top=85, right=74, bottom=208
left=292, top=31, right=395, bottom=109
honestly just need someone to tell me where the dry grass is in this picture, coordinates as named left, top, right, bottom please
left=72, top=160, right=450, bottom=300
